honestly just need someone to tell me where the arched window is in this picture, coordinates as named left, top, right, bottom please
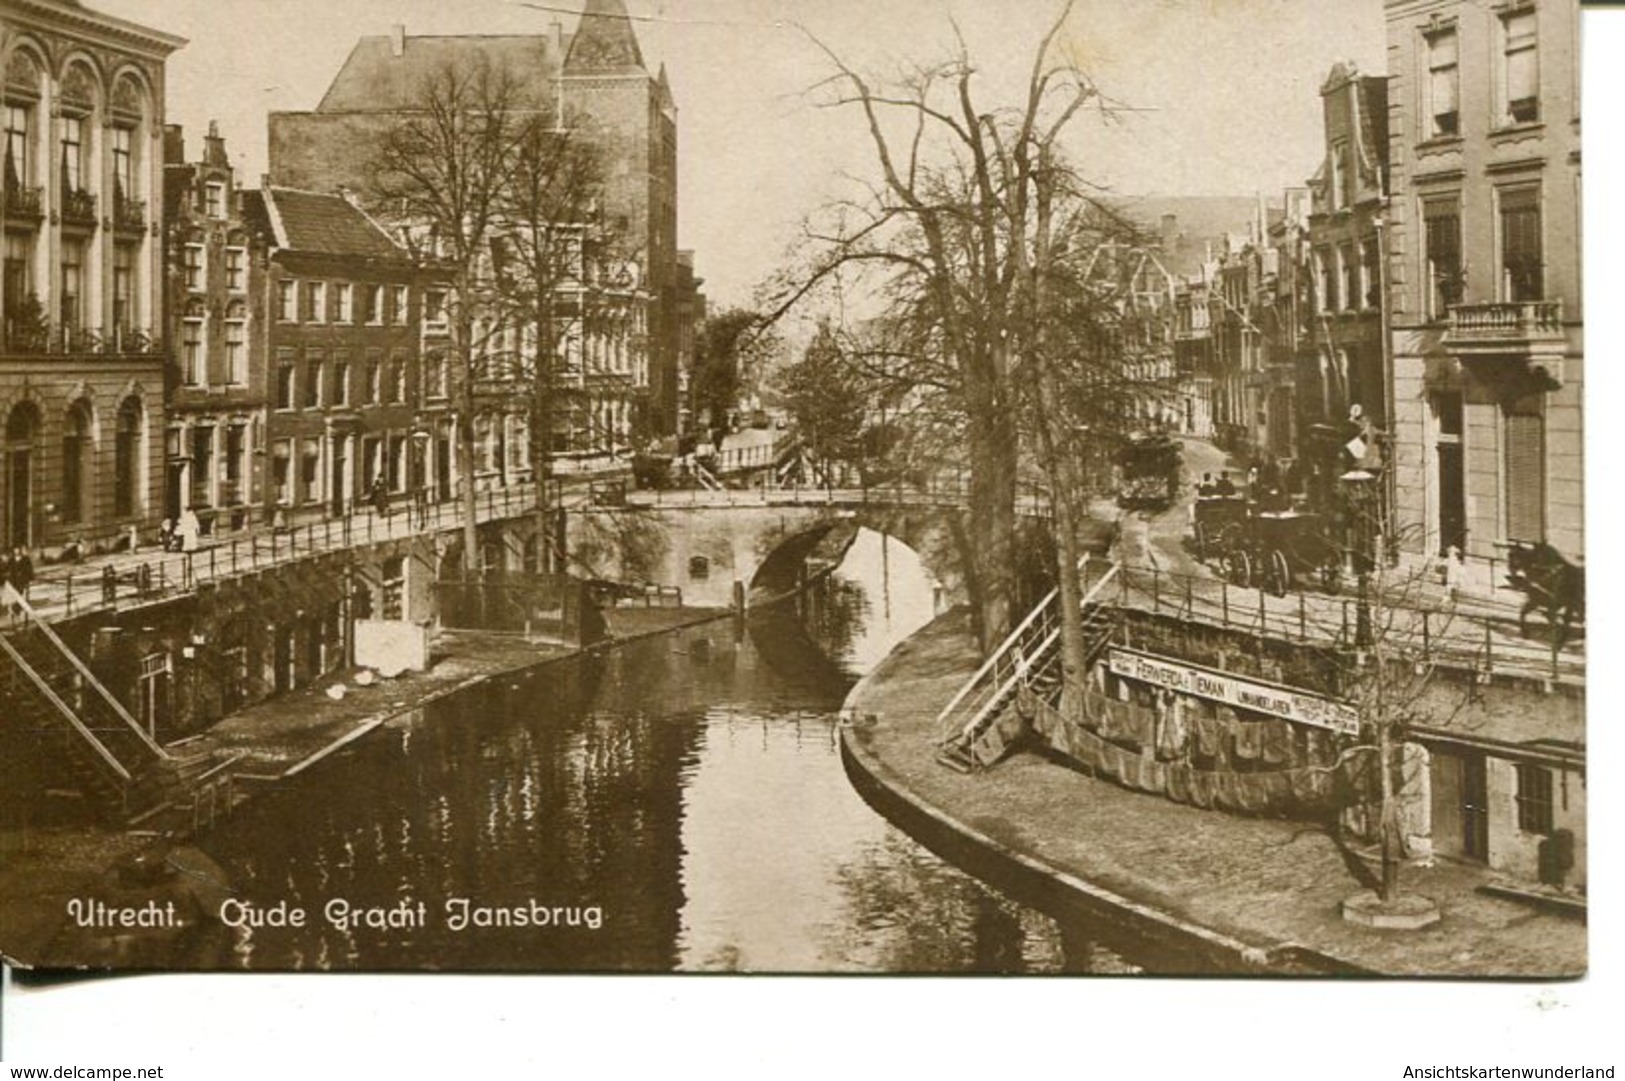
left=62, top=399, right=93, bottom=523
left=5, top=401, right=41, bottom=547
left=114, top=397, right=142, bottom=517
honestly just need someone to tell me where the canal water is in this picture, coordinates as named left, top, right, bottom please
left=197, top=529, right=1164, bottom=973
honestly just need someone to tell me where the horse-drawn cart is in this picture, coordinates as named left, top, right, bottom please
left=1191, top=497, right=1342, bottom=596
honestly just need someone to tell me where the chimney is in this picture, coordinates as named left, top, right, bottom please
left=204, top=120, right=228, bottom=168
left=550, top=20, right=564, bottom=55
left=163, top=124, right=185, bottom=166
left=390, top=24, right=406, bottom=58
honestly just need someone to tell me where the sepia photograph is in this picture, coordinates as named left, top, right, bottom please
left=0, top=0, right=1596, bottom=1003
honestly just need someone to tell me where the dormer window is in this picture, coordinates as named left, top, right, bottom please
left=204, top=180, right=226, bottom=219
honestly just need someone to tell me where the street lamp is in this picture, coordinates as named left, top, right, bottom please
left=1340, top=466, right=1377, bottom=650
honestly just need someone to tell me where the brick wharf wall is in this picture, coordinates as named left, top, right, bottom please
left=48, top=533, right=444, bottom=740
left=1104, top=607, right=1585, bottom=888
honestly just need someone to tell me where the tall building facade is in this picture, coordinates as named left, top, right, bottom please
left=242, top=186, right=473, bottom=522
left=265, top=0, right=687, bottom=463
left=162, top=120, right=265, bottom=534
left=1, top=0, right=182, bottom=554
left=1385, top=0, right=1582, bottom=579
left=1300, top=64, right=1391, bottom=521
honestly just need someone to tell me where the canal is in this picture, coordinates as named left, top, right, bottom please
left=196, top=529, right=1179, bottom=973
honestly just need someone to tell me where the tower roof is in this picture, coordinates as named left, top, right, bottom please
left=564, top=0, right=646, bottom=74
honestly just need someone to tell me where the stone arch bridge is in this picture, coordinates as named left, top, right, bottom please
left=564, top=488, right=1055, bottom=610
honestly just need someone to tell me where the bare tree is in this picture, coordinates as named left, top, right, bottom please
left=766, top=1, right=1117, bottom=654
left=371, top=55, right=528, bottom=576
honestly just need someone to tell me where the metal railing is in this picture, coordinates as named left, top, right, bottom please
left=935, top=562, right=1121, bottom=747
left=1111, top=562, right=1582, bottom=683
left=11, top=484, right=540, bottom=627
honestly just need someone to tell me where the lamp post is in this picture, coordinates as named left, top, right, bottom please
left=1340, top=466, right=1376, bottom=650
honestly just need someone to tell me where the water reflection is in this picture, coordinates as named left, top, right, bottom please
left=191, top=528, right=1159, bottom=973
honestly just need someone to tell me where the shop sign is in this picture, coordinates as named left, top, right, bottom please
left=1106, top=648, right=1360, bottom=735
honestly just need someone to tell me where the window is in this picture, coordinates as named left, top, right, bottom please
left=184, top=244, right=204, bottom=290
left=62, top=402, right=91, bottom=523
left=333, top=353, right=351, bottom=407
left=1501, top=8, right=1539, bottom=125
left=363, top=284, right=383, bottom=325
left=1504, top=392, right=1545, bottom=543
left=301, top=438, right=321, bottom=503
left=60, top=240, right=83, bottom=328
left=182, top=314, right=205, bottom=386
left=225, top=247, right=246, bottom=292
left=1319, top=248, right=1339, bottom=313
left=191, top=426, right=214, bottom=507
left=1425, top=27, right=1459, bottom=138
left=204, top=181, right=225, bottom=219
left=1514, top=763, right=1554, bottom=836
left=1342, top=244, right=1360, bottom=312
left=307, top=280, right=327, bottom=323
left=391, top=349, right=408, bottom=403
left=1499, top=186, right=1543, bottom=302
left=335, top=282, right=353, bottom=322
left=225, top=303, right=247, bottom=385
left=276, top=350, right=296, bottom=410
left=112, top=245, right=135, bottom=331
left=424, top=349, right=447, bottom=399
left=1329, top=142, right=1350, bottom=211
left=272, top=440, right=292, bottom=505
left=381, top=556, right=405, bottom=620
left=1422, top=196, right=1463, bottom=317
left=305, top=352, right=325, bottom=409
left=114, top=398, right=141, bottom=517
left=277, top=279, right=297, bottom=322
left=4, top=104, right=30, bottom=186
left=225, top=424, right=245, bottom=490
left=367, top=352, right=383, bottom=404
left=111, top=126, right=134, bottom=200
left=391, top=285, right=409, bottom=325
left=424, top=289, right=447, bottom=327
left=60, top=114, right=84, bottom=193
left=136, top=653, right=171, bottom=736
left=1361, top=237, right=1381, bottom=309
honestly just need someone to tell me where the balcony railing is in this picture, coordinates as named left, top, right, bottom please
left=1445, top=301, right=1565, bottom=344
left=60, top=187, right=98, bottom=228
left=1, top=321, right=163, bottom=357
left=1, top=183, right=44, bottom=222
left=114, top=196, right=146, bottom=233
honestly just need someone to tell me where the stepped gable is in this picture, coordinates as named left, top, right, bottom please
left=564, top=0, right=647, bottom=74
left=314, top=34, right=563, bottom=114
left=259, top=187, right=404, bottom=259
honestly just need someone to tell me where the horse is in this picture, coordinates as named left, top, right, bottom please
left=1503, top=541, right=1585, bottom=646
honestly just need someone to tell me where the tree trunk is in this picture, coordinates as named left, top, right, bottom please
left=964, top=397, right=1017, bottom=654
left=1378, top=719, right=1400, bottom=903
left=456, top=308, right=481, bottom=580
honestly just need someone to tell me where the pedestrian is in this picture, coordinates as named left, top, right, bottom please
left=12, top=547, right=33, bottom=603
left=371, top=475, right=390, bottom=518
left=1, top=548, right=12, bottom=592
left=1214, top=471, right=1237, bottom=497
left=102, top=563, right=117, bottom=604
left=158, top=517, right=174, bottom=552
left=1198, top=472, right=1215, bottom=497
left=177, top=508, right=201, bottom=552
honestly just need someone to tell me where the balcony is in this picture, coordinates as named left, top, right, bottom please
left=2, top=183, right=44, bottom=223
left=1, top=321, right=163, bottom=358
left=1443, top=301, right=1567, bottom=383
left=114, top=196, right=146, bottom=234
left=60, top=187, right=98, bottom=229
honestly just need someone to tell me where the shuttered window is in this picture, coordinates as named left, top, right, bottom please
left=1500, top=187, right=1543, bottom=302
left=1504, top=395, right=1545, bottom=543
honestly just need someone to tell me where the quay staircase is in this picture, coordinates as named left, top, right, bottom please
left=934, top=563, right=1120, bottom=773
left=1, top=584, right=231, bottom=826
